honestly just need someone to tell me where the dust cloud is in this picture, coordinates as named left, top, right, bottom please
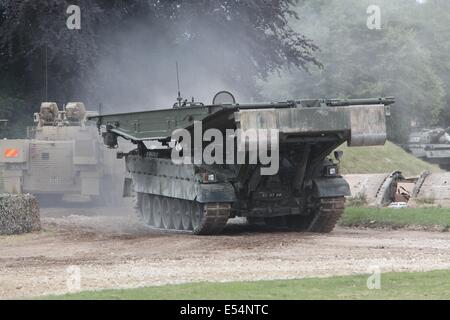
left=82, top=19, right=253, bottom=114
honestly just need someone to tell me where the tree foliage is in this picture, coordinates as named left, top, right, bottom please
left=0, top=0, right=320, bottom=136
left=261, top=0, right=450, bottom=142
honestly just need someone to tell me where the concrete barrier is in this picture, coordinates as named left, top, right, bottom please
left=344, top=173, right=390, bottom=205
left=414, top=173, right=450, bottom=206
left=345, top=171, right=450, bottom=207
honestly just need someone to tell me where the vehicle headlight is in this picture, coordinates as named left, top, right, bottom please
left=200, top=173, right=217, bottom=183
left=325, top=165, right=338, bottom=176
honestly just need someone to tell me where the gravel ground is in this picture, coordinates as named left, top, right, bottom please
left=0, top=206, right=449, bottom=299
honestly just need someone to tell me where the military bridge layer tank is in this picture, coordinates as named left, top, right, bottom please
left=89, top=93, right=394, bottom=235
left=406, top=128, right=450, bottom=170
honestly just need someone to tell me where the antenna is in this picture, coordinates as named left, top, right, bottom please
left=176, top=62, right=182, bottom=107
left=44, top=43, right=48, bottom=101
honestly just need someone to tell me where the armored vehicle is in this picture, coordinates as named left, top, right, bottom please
left=0, top=119, right=8, bottom=192
left=406, top=128, right=450, bottom=170
left=90, top=92, right=394, bottom=235
left=0, top=102, right=124, bottom=203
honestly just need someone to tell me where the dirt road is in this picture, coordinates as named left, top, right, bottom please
left=1, top=206, right=450, bottom=299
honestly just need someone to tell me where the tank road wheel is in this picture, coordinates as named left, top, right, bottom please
left=181, top=200, right=192, bottom=231
left=139, top=197, right=230, bottom=235
left=161, top=197, right=173, bottom=229
left=298, top=197, right=345, bottom=233
left=171, top=199, right=183, bottom=230
left=140, top=194, right=153, bottom=225
left=152, top=196, right=163, bottom=228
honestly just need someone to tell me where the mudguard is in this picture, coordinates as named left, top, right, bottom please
left=196, top=183, right=236, bottom=203
left=313, top=177, right=351, bottom=198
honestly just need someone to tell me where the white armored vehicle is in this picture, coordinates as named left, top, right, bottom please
left=0, top=102, right=124, bottom=203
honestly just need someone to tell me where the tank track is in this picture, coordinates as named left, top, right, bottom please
left=135, top=192, right=231, bottom=235
left=307, top=197, right=345, bottom=233
left=264, top=197, right=345, bottom=233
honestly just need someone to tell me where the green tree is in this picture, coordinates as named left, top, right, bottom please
left=260, top=0, right=448, bottom=142
left=0, top=0, right=320, bottom=136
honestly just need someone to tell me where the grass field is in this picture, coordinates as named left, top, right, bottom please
left=339, top=141, right=441, bottom=176
left=340, top=207, right=450, bottom=230
left=44, top=269, right=450, bottom=300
